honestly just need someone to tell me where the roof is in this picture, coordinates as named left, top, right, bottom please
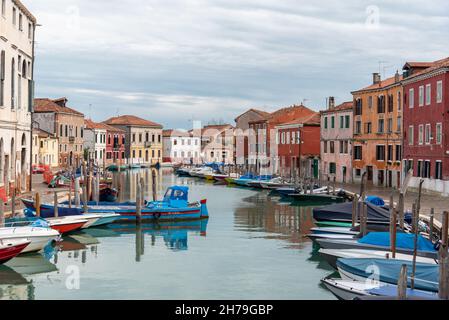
left=34, top=98, right=84, bottom=116
left=321, top=101, right=353, bottom=114
left=85, top=119, right=125, bottom=132
left=249, top=104, right=316, bottom=125
left=103, top=115, right=163, bottom=128
left=12, top=0, right=36, bottom=24
left=353, top=74, right=403, bottom=93
left=234, top=108, right=271, bottom=122
left=277, top=113, right=321, bottom=127
left=201, top=124, right=233, bottom=136
left=403, top=57, right=449, bottom=82
left=162, top=129, right=192, bottom=137
left=32, top=128, right=55, bottom=138
left=403, top=62, right=434, bottom=69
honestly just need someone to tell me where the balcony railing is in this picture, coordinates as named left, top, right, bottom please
left=69, top=136, right=75, bottom=143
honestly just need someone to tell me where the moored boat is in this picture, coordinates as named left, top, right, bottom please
left=45, top=217, right=88, bottom=234
left=0, top=239, right=31, bottom=264
left=0, top=225, right=60, bottom=253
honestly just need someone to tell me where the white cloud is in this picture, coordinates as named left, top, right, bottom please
left=23, top=0, right=449, bottom=128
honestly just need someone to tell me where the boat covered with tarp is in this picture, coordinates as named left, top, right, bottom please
left=337, top=258, right=439, bottom=292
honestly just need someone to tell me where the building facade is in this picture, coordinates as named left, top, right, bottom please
left=33, top=98, right=85, bottom=169
left=248, top=104, right=318, bottom=175
left=402, top=58, right=449, bottom=195
left=234, top=108, right=270, bottom=166
left=104, top=115, right=163, bottom=165
left=201, top=124, right=235, bottom=164
left=0, top=0, right=36, bottom=200
left=84, top=119, right=107, bottom=165
left=104, top=124, right=126, bottom=165
left=352, top=72, right=403, bottom=188
left=32, top=128, right=58, bottom=168
left=320, top=100, right=353, bottom=183
left=275, top=113, right=321, bottom=179
left=162, top=129, right=201, bottom=164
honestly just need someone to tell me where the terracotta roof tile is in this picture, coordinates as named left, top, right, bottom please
left=277, top=112, right=321, bottom=127
left=321, top=101, right=353, bottom=114
left=162, top=129, right=192, bottom=137
left=403, top=57, right=449, bottom=81
left=34, top=98, right=84, bottom=116
left=234, top=108, right=271, bottom=122
left=103, top=115, right=163, bottom=128
left=354, top=74, right=403, bottom=92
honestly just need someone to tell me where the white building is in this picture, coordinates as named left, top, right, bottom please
left=162, top=129, right=201, bottom=164
left=0, top=0, right=36, bottom=200
left=201, top=124, right=235, bottom=164
left=84, top=119, right=107, bottom=166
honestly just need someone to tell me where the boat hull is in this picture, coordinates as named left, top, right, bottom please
left=48, top=221, right=86, bottom=234
left=0, top=241, right=31, bottom=264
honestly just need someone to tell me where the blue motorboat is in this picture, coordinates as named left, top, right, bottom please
left=23, top=186, right=209, bottom=222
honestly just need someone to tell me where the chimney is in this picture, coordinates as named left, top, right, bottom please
left=54, top=97, right=68, bottom=107
left=372, top=73, right=381, bottom=85
left=395, top=70, right=400, bottom=83
left=328, top=96, right=335, bottom=110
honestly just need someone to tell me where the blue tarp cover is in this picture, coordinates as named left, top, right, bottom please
left=358, top=232, right=436, bottom=252
left=337, top=258, right=439, bottom=292
left=368, top=285, right=438, bottom=299
left=366, top=196, right=385, bottom=206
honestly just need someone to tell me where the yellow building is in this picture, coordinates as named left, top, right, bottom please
left=104, top=115, right=163, bottom=165
left=32, top=128, right=59, bottom=168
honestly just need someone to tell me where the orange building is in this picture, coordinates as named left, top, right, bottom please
left=351, top=72, right=403, bottom=188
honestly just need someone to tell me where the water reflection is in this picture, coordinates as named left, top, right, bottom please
left=234, top=191, right=315, bottom=249
left=111, top=168, right=164, bottom=202
left=0, top=266, right=33, bottom=300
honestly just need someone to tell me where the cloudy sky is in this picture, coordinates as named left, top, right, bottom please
left=24, top=0, right=449, bottom=129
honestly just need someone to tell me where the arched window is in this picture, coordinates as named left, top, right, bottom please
left=60, top=124, right=63, bottom=136
left=11, top=58, right=15, bottom=109
left=0, top=51, right=5, bottom=107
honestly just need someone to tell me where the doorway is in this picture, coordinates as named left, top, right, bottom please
left=367, top=166, right=373, bottom=182
left=342, top=166, right=347, bottom=183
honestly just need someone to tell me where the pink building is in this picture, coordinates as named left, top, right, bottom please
left=320, top=99, right=353, bottom=183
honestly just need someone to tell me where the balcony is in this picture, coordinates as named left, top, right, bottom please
left=144, top=142, right=152, bottom=148
left=69, top=136, right=75, bottom=143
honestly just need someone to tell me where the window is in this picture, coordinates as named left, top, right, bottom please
left=364, top=122, right=372, bottom=134
left=387, top=118, right=393, bottom=133
left=323, top=141, right=327, bottom=153
left=377, top=96, right=385, bottom=113
left=408, top=125, right=414, bottom=145
left=437, top=81, right=443, bottom=103
left=418, top=125, right=424, bottom=145
left=145, top=132, right=149, bottom=142
left=324, top=117, right=328, bottom=129
left=330, top=141, right=335, bottom=153
left=376, top=145, right=385, bottom=161
left=417, top=160, right=422, bottom=177
left=419, top=85, right=424, bottom=106
left=340, top=116, right=344, bottom=129
left=18, top=13, right=22, bottom=31
left=387, top=145, right=393, bottom=161
left=368, top=96, right=373, bottom=109
left=378, top=118, right=384, bottom=133
left=12, top=7, right=16, bottom=25
left=423, top=161, right=431, bottom=178
left=355, top=99, right=362, bottom=115
left=395, top=145, right=402, bottom=162
left=1, top=0, right=5, bottom=16
left=355, top=169, right=361, bottom=177
left=397, top=92, right=402, bottom=111
left=436, top=161, right=443, bottom=180
left=132, top=150, right=136, bottom=158
left=397, top=116, right=402, bottom=132
left=425, top=84, right=431, bottom=105
left=331, top=116, right=335, bottom=129
left=345, top=115, right=350, bottom=129
left=354, top=146, right=362, bottom=160
left=329, top=163, right=336, bottom=174
left=355, top=121, right=361, bottom=134
left=436, top=123, right=442, bottom=144
left=339, top=141, right=344, bottom=154
left=132, top=133, right=136, bottom=142
left=152, top=134, right=155, bottom=143
left=425, top=124, right=431, bottom=145
left=344, top=141, right=349, bottom=154
left=28, top=23, right=32, bottom=39
left=409, top=88, right=414, bottom=108
left=11, top=58, right=15, bottom=109
left=387, top=94, right=394, bottom=112
left=139, top=134, right=142, bottom=143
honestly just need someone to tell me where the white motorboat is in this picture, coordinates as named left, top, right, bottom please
left=307, top=233, right=356, bottom=242
left=50, top=214, right=102, bottom=229
left=0, top=226, right=60, bottom=253
left=310, top=227, right=359, bottom=236
left=319, top=248, right=437, bottom=269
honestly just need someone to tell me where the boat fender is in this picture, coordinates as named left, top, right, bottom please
left=153, top=212, right=161, bottom=219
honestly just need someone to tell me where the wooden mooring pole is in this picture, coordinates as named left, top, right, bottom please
left=439, top=211, right=449, bottom=300
left=429, top=208, right=435, bottom=242
left=0, top=200, right=4, bottom=227
left=74, top=177, right=80, bottom=207
left=351, top=194, right=358, bottom=228
left=53, top=191, right=59, bottom=218
left=35, top=192, right=41, bottom=218
left=152, top=170, right=157, bottom=202
left=389, top=194, right=397, bottom=258
left=397, top=264, right=408, bottom=300
left=410, top=202, right=419, bottom=289
left=136, top=179, right=142, bottom=224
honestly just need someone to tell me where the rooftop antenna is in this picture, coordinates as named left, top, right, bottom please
left=116, top=108, right=120, bottom=117
left=88, top=104, right=92, bottom=120
left=378, top=61, right=393, bottom=78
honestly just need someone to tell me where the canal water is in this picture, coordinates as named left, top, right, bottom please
left=0, top=169, right=336, bottom=300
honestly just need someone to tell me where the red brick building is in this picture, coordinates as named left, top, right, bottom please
left=275, top=113, right=321, bottom=178
left=402, top=57, right=449, bottom=195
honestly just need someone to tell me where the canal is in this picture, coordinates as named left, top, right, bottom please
left=0, top=169, right=336, bottom=300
